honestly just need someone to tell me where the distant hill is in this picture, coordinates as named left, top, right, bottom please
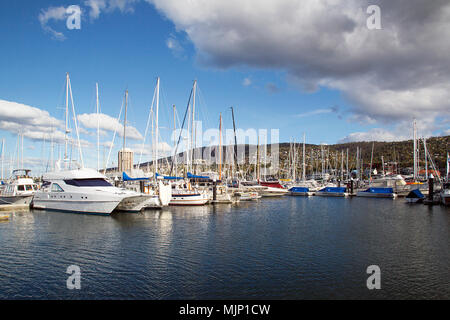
left=129, top=135, right=449, bottom=175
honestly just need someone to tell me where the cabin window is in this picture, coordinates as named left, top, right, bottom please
left=17, top=185, right=25, bottom=191
left=64, top=178, right=112, bottom=187
left=51, top=183, right=64, bottom=192
left=25, top=185, right=33, bottom=191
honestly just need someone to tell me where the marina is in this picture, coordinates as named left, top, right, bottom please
left=1, top=1, right=450, bottom=303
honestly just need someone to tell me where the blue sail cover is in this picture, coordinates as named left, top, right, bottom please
left=319, top=187, right=347, bottom=193
left=122, top=172, right=149, bottom=181
left=155, top=172, right=183, bottom=180
left=187, top=172, right=210, bottom=179
left=406, top=189, right=424, bottom=199
left=362, top=187, right=394, bottom=194
left=289, top=187, right=309, bottom=193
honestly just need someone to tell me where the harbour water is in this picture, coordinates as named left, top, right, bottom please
left=0, top=197, right=448, bottom=299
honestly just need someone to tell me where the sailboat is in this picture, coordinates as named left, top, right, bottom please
left=118, top=79, right=172, bottom=208
left=32, top=73, right=167, bottom=215
left=441, top=153, right=450, bottom=206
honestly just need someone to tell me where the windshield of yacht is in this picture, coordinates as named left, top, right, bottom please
left=64, top=178, right=113, bottom=187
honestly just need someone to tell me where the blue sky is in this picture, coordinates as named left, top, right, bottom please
left=0, top=1, right=449, bottom=174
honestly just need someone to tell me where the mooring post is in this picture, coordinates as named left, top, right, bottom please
left=213, top=178, right=217, bottom=201
left=140, top=180, right=145, bottom=193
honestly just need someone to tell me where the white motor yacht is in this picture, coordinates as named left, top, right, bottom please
left=32, top=168, right=171, bottom=215
left=0, top=169, right=38, bottom=209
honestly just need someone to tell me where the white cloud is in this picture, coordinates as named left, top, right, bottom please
left=338, top=128, right=406, bottom=143
left=145, top=0, right=450, bottom=135
left=38, top=6, right=68, bottom=40
left=84, top=0, right=107, bottom=20
left=296, top=108, right=336, bottom=118
left=0, top=99, right=65, bottom=142
left=242, top=77, right=252, bottom=87
left=84, top=0, right=139, bottom=20
left=166, top=34, right=186, bottom=58
left=77, top=113, right=144, bottom=141
left=131, top=142, right=172, bottom=156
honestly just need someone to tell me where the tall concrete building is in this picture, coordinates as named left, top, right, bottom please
left=118, top=148, right=134, bottom=173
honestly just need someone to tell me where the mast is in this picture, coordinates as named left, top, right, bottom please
left=423, top=138, right=428, bottom=178
left=173, top=104, right=177, bottom=177
left=64, top=72, right=69, bottom=169
left=346, top=148, right=349, bottom=180
left=356, top=146, right=360, bottom=180
left=230, top=106, right=240, bottom=177
left=67, top=74, right=84, bottom=168
left=191, top=80, right=197, bottom=172
left=256, top=134, right=260, bottom=181
left=1, top=138, right=4, bottom=180
left=21, top=133, right=24, bottom=170
left=96, top=83, right=100, bottom=171
left=413, top=119, right=417, bottom=180
left=123, top=90, right=128, bottom=152
left=219, top=113, right=222, bottom=181
left=155, top=77, right=160, bottom=176
left=369, top=142, right=374, bottom=181
left=16, top=134, right=19, bottom=169
left=302, top=133, right=306, bottom=181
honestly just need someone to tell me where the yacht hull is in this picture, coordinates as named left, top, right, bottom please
left=0, top=195, right=33, bottom=206
left=356, top=192, right=396, bottom=198
left=315, top=192, right=348, bottom=197
left=169, top=194, right=209, bottom=206
left=32, top=199, right=121, bottom=215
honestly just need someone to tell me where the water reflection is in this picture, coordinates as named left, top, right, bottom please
left=0, top=199, right=448, bottom=299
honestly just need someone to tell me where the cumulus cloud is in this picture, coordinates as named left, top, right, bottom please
left=145, top=0, right=450, bottom=135
left=0, top=100, right=65, bottom=142
left=84, top=0, right=139, bottom=20
left=77, top=113, right=144, bottom=141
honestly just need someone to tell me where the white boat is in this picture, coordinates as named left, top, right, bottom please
left=207, top=185, right=240, bottom=204
left=315, top=187, right=348, bottom=197
left=32, top=168, right=171, bottom=215
left=236, top=191, right=260, bottom=201
left=0, top=169, right=38, bottom=209
left=240, top=181, right=288, bottom=197
left=169, top=189, right=209, bottom=206
left=357, top=187, right=396, bottom=198
left=441, top=182, right=450, bottom=206
left=288, top=187, right=313, bottom=196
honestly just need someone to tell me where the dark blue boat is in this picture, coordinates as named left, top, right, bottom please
left=406, top=189, right=424, bottom=203
left=357, top=187, right=396, bottom=198
left=288, top=187, right=311, bottom=196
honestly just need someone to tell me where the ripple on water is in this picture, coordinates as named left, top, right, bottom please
left=0, top=200, right=448, bottom=299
